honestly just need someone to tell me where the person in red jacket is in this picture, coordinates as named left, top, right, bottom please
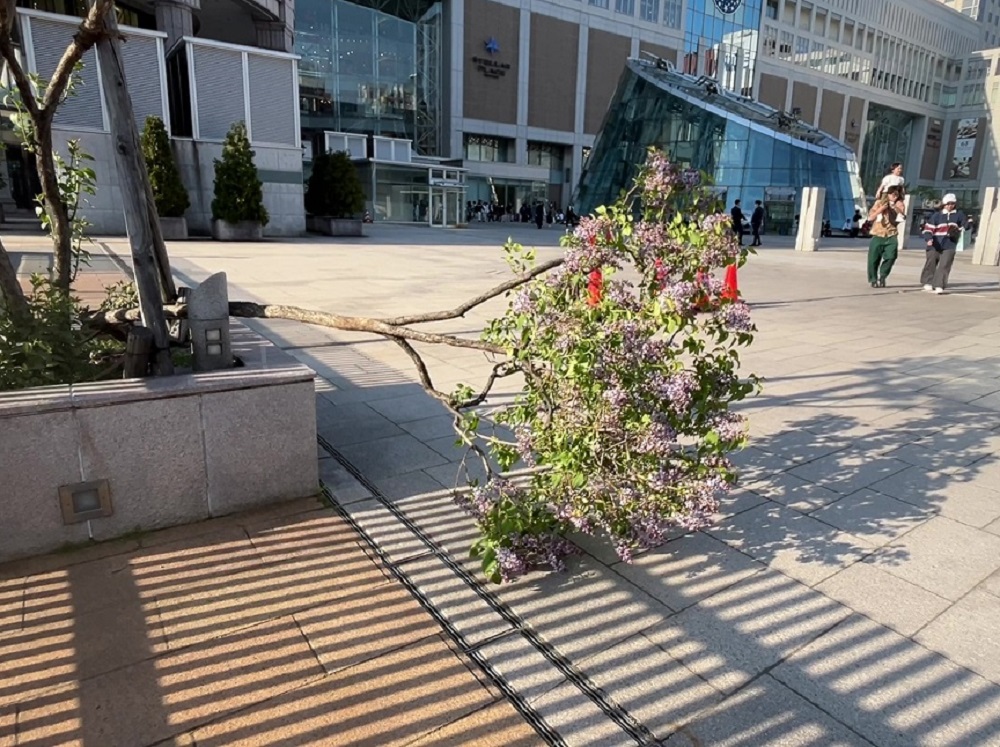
left=920, top=194, right=967, bottom=295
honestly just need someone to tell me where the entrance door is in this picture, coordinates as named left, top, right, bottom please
left=430, top=190, right=445, bottom=226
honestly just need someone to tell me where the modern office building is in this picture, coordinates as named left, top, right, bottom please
left=2, top=0, right=999, bottom=234
left=0, top=0, right=303, bottom=236
left=292, top=0, right=1000, bottom=229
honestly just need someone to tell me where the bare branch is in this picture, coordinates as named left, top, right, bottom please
left=85, top=300, right=505, bottom=353
left=0, top=2, right=40, bottom=121
left=381, top=257, right=564, bottom=326
left=389, top=337, right=452, bottom=405
left=455, top=361, right=519, bottom=409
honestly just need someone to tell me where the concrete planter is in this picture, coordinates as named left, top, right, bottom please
left=307, top=215, right=364, bottom=237
left=212, top=219, right=264, bottom=242
left=158, top=216, right=188, bottom=241
left=0, top=322, right=318, bottom=564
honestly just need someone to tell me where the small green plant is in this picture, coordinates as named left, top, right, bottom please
left=0, top=275, right=122, bottom=392
left=211, top=122, right=268, bottom=225
left=100, top=279, right=139, bottom=312
left=141, top=116, right=189, bottom=218
left=5, top=67, right=96, bottom=284
left=305, top=150, right=366, bottom=218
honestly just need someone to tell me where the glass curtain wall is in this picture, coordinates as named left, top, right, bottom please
left=860, top=103, right=915, bottom=197
left=683, top=0, right=764, bottom=96
left=295, top=0, right=442, bottom=154
left=575, top=62, right=861, bottom=228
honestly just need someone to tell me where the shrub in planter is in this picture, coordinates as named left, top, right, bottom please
left=305, top=150, right=366, bottom=236
left=141, top=116, right=190, bottom=240
left=211, top=122, right=268, bottom=241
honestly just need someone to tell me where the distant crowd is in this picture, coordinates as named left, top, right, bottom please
left=466, top=200, right=578, bottom=228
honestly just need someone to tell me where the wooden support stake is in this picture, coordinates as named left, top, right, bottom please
left=123, top=325, right=153, bottom=378
left=94, top=6, right=174, bottom=376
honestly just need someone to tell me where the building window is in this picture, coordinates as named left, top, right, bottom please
left=615, top=0, right=635, bottom=15
left=464, top=135, right=513, bottom=162
left=763, top=27, right=778, bottom=57
left=640, top=0, right=659, bottom=23
left=765, top=0, right=779, bottom=20
left=779, top=31, right=794, bottom=61
left=795, top=36, right=809, bottom=65
left=590, top=0, right=610, bottom=9
left=810, top=41, right=824, bottom=69
left=527, top=141, right=565, bottom=170
left=662, top=0, right=682, bottom=28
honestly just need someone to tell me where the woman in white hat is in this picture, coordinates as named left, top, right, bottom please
left=920, top=194, right=967, bottom=294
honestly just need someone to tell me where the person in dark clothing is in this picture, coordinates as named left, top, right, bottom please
left=534, top=202, right=544, bottom=229
left=920, top=193, right=967, bottom=294
left=750, top=200, right=764, bottom=246
left=730, top=200, right=744, bottom=246
left=851, top=208, right=863, bottom=238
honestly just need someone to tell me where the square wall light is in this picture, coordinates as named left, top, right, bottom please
left=59, top=480, right=113, bottom=524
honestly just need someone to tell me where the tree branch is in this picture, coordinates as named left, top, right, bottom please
left=455, top=361, right=518, bottom=408
left=0, top=0, right=40, bottom=121
left=389, top=337, right=450, bottom=404
left=0, top=236, right=28, bottom=318
left=380, top=257, right=564, bottom=326
left=85, top=301, right=504, bottom=353
left=42, top=0, right=114, bottom=113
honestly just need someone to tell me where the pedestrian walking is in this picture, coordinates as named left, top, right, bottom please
left=730, top=199, right=744, bottom=246
left=920, top=193, right=966, bottom=294
left=534, top=202, right=544, bottom=229
left=866, top=184, right=905, bottom=288
left=750, top=200, right=764, bottom=246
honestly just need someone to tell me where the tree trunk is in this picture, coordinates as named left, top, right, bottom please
left=35, top=124, right=74, bottom=291
left=94, top=8, right=174, bottom=376
left=0, top=237, right=28, bottom=318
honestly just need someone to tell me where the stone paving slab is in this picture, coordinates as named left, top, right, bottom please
left=772, top=614, right=1000, bottom=747
left=661, top=675, right=873, bottom=747
left=643, top=569, right=852, bottom=694
left=814, top=561, right=952, bottom=636
left=607, top=532, right=764, bottom=612
left=577, top=633, right=723, bottom=741
left=863, top=516, right=1000, bottom=601
left=915, top=589, right=1000, bottom=686
left=707, top=502, right=873, bottom=587
left=493, top=554, right=673, bottom=662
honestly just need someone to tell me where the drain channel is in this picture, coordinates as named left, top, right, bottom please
left=318, top=435, right=657, bottom=747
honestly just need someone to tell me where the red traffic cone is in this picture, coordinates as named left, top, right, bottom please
left=722, top=264, right=739, bottom=301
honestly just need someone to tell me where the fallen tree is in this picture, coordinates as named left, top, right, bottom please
left=90, top=151, right=760, bottom=583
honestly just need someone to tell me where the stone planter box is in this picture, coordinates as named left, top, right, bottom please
left=0, top=322, right=318, bottom=563
left=307, top=215, right=364, bottom=237
left=158, top=215, right=189, bottom=241
left=212, top=219, right=264, bottom=241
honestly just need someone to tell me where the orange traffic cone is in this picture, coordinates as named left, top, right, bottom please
left=722, top=264, right=739, bottom=301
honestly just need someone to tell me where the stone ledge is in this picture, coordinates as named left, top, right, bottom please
left=0, top=321, right=315, bottom=417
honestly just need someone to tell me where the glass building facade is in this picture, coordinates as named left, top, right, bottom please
left=682, top=0, right=764, bottom=96
left=575, top=59, right=864, bottom=230
left=295, top=0, right=442, bottom=156
left=860, top=102, right=916, bottom=197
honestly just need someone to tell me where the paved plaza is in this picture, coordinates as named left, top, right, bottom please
left=5, top=224, right=1000, bottom=745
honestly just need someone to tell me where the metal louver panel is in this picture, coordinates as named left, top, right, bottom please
left=247, top=55, right=295, bottom=146
left=192, top=46, right=245, bottom=140
left=120, top=33, right=164, bottom=131
left=29, top=18, right=104, bottom=130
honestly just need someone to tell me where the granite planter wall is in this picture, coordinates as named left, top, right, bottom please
left=0, top=323, right=319, bottom=563
left=158, top=216, right=189, bottom=240
left=306, top=216, right=364, bottom=237
left=212, top=219, right=265, bottom=242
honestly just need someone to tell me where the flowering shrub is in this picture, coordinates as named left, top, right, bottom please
left=455, top=149, right=760, bottom=583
